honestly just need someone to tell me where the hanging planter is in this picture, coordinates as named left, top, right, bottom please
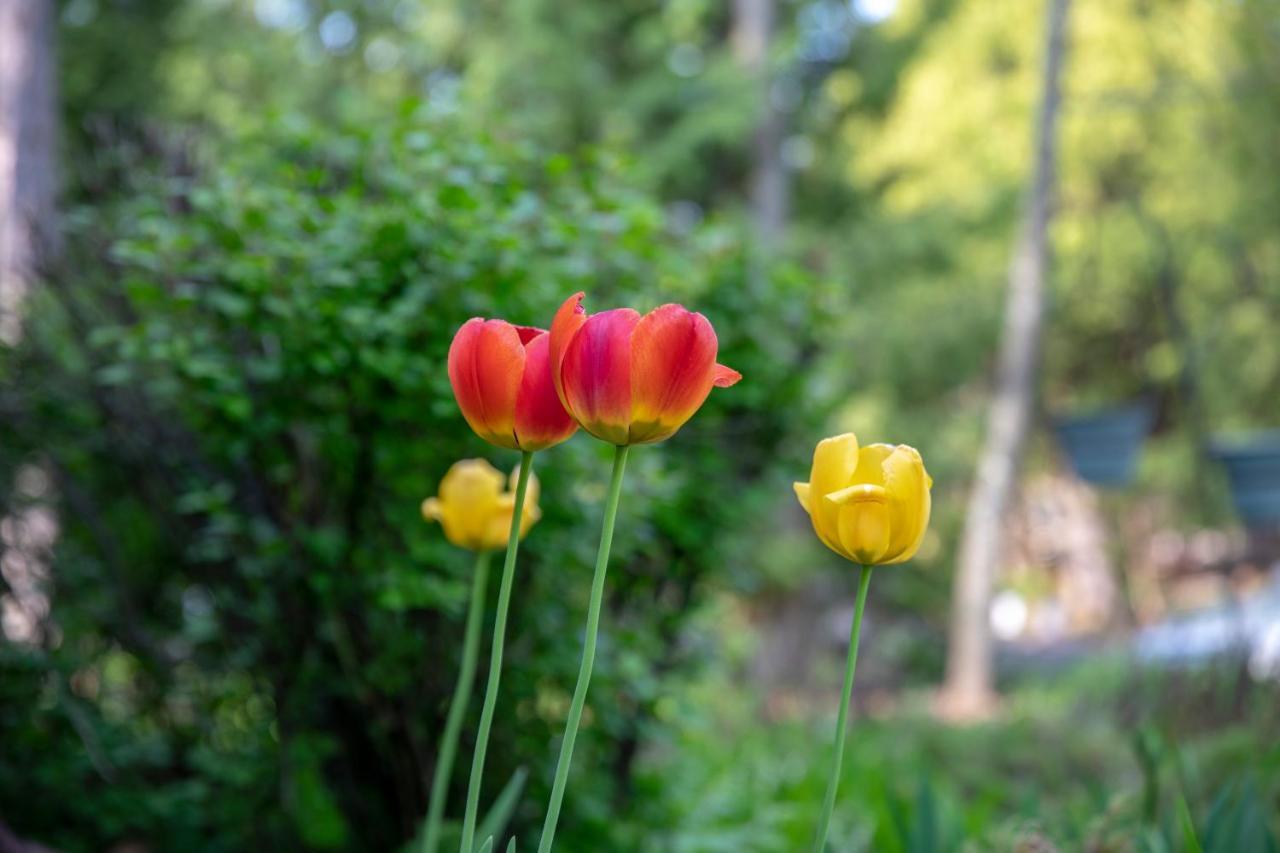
left=1053, top=402, right=1154, bottom=488
left=1211, top=430, right=1280, bottom=526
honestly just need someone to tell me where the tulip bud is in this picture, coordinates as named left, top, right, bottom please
left=448, top=319, right=578, bottom=451
left=794, top=433, right=932, bottom=565
left=548, top=292, right=741, bottom=445
left=423, top=459, right=541, bottom=551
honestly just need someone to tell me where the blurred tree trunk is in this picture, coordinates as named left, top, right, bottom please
left=0, top=0, right=58, bottom=345
left=732, top=0, right=788, bottom=247
left=940, top=0, right=1071, bottom=720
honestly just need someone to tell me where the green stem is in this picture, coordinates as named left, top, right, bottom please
left=459, top=451, right=535, bottom=853
left=424, top=550, right=492, bottom=853
left=537, top=444, right=630, bottom=853
left=811, top=565, right=873, bottom=853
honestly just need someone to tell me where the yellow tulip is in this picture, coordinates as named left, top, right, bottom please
left=793, top=433, right=932, bottom=565
left=422, top=459, right=541, bottom=551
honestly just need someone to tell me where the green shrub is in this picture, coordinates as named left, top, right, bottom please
left=0, top=106, right=833, bottom=851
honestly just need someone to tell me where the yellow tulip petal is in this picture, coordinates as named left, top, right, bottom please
left=881, top=445, right=931, bottom=564
left=440, top=459, right=506, bottom=504
left=428, top=459, right=508, bottom=550
left=887, top=489, right=930, bottom=565
left=833, top=493, right=891, bottom=565
left=509, top=464, right=540, bottom=507
left=809, top=433, right=860, bottom=551
left=795, top=433, right=932, bottom=567
left=793, top=482, right=812, bottom=513
left=470, top=465, right=542, bottom=550
left=825, top=483, right=889, bottom=505
left=509, top=464, right=541, bottom=539
left=520, top=505, right=542, bottom=538
left=483, top=498, right=515, bottom=551
left=852, top=443, right=896, bottom=487
left=811, top=434, right=860, bottom=493
left=422, top=497, right=443, bottom=521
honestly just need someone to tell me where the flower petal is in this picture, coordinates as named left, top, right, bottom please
left=421, top=497, right=442, bottom=521
left=628, top=305, right=719, bottom=444
left=852, top=444, right=896, bottom=487
left=825, top=483, right=889, bottom=505
left=549, top=292, right=588, bottom=408
left=513, top=332, right=577, bottom=450
left=447, top=318, right=525, bottom=449
left=834, top=494, right=892, bottom=565
left=514, top=325, right=543, bottom=345
left=483, top=496, right=516, bottom=551
left=881, top=445, right=932, bottom=564
left=808, top=433, right=860, bottom=553
left=508, top=463, right=542, bottom=538
left=561, top=307, right=640, bottom=445
left=436, top=459, right=506, bottom=549
left=793, top=482, right=811, bottom=514
left=519, top=499, right=542, bottom=538
left=476, top=465, right=542, bottom=550
left=713, top=363, right=742, bottom=387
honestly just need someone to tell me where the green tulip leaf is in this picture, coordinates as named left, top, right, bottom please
left=472, top=766, right=527, bottom=852
left=1178, top=795, right=1204, bottom=853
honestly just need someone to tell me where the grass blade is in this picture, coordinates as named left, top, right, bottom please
left=474, top=766, right=528, bottom=852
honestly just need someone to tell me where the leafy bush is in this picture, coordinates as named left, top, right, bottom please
left=0, top=106, right=833, bottom=850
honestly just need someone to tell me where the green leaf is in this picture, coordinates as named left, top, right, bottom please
left=474, top=766, right=528, bottom=853
left=1178, top=795, right=1203, bottom=853
left=287, top=736, right=350, bottom=850
left=1201, top=780, right=1279, bottom=853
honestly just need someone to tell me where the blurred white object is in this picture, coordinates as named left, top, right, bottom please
left=990, top=590, right=1028, bottom=640
left=1249, top=622, right=1280, bottom=682
left=1135, top=572, right=1280, bottom=679
left=852, top=0, right=897, bottom=23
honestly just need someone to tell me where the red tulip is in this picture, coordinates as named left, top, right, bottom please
left=548, top=293, right=742, bottom=445
left=448, top=319, right=578, bottom=451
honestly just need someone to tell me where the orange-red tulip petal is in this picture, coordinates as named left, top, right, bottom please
left=448, top=317, right=577, bottom=451
left=560, top=308, right=640, bottom=445
left=549, top=292, right=589, bottom=407
left=549, top=292, right=741, bottom=445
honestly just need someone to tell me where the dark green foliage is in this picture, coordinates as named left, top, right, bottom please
left=0, top=110, right=832, bottom=850
left=621, top=653, right=1280, bottom=851
left=7, top=0, right=1280, bottom=849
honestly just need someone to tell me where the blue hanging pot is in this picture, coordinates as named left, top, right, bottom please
left=1053, top=402, right=1154, bottom=488
left=1211, top=430, right=1280, bottom=526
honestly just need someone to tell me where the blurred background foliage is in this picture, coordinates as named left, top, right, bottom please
left=1, top=0, right=1278, bottom=849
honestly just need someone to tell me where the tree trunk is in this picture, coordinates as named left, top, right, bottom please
left=0, top=0, right=58, bottom=345
left=939, top=0, right=1072, bottom=720
left=732, top=0, right=788, bottom=246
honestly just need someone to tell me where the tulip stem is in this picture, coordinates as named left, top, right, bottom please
left=425, top=549, right=492, bottom=853
left=537, top=444, right=630, bottom=853
left=460, top=451, right=535, bottom=853
left=811, top=564, right=873, bottom=853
